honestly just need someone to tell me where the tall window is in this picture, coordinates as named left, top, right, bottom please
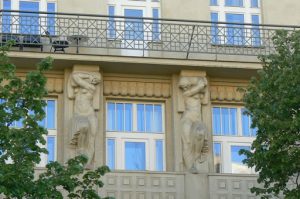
left=106, top=101, right=165, bottom=171
left=209, top=0, right=261, bottom=46
left=212, top=106, right=256, bottom=174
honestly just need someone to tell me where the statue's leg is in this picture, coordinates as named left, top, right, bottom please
left=181, top=118, right=193, bottom=170
left=86, top=116, right=97, bottom=167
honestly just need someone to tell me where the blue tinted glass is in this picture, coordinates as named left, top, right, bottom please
left=152, top=8, right=160, bottom=41
left=251, top=127, right=258, bottom=137
left=46, top=100, right=55, bottom=129
left=16, top=119, right=23, bottom=128
left=125, top=142, right=146, bottom=170
left=47, top=136, right=55, bottom=163
left=145, top=104, right=153, bottom=132
left=137, top=104, right=145, bottom=132
left=107, top=139, right=115, bottom=170
left=230, top=108, right=237, bottom=135
left=212, top=107, right=221, bottom=135
left=242, top=108, right=250, bottom=136
left=153, top=105, right=162, bottom=132
left=225, top=0, right=243, bottom=7
left=251, top=0, right=259, bottom=7
left=251, top=15, right=261, bottom=46
left=2, top=0, right=11, bottom=33
left=47, top=3, right=56, bottom=35
left=226, top=13, right=244, bottom=45
left=116, top=103, right=124, bottom=131
left=38, top=106, right=46, bottom=127
left=124, top=103, right=132, bottom=132
left=124, top=9, right=144, bottom=40
left=221, top=108, right=229, bottom=135
left=156, top=140, right=163, bottom=171
left=211, top=12, right=219, bottom=44
left=107, top=103, right=115, bottom=131
left=231, top=145, right=250, bottom=173
left=210, top=0, right=218, bottom=6
left=108, top=6, right=116, bottom=38
left=19, top=1, right=40, bottom=34
left=213, top=143, right=221, bottom=173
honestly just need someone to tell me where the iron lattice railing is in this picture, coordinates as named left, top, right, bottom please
left=0, top=10, right=299, bottom=59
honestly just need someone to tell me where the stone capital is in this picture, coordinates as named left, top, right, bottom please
left=179, top=70, right=206, bottom=78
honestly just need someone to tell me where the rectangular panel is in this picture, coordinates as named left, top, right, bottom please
left=211, top=12, right=219, bottom=44
left=137, top=104, right=145, bottom=132
left=116, top=103, right=124, bottom=131
left=2, top=0, right=11, bottom=33
left=251, top=0, right=259, bottom=7
left=241, top=108, right=250, bottom=136
left=226, top=13, right=245, bottom=45
left=153, top=104, right=162, bottom=132
left=229, top=108, right=237, bottom=135
left=145, top=104, right=154, bottom=132
left=225, top=0, right=243, bottom=7
left=152, top=8, right=160, bottom=41
left=124, top=103, right=133, bottom=132
left=46, top=100, right=56, bottom=129
left=213, top=143, right=222, bottom=173
left=210, top=0, right=218, bottom=6
left=47, top=3, right=56, bottom=35
left=124, top=9, right=144, bottom=40
left=221, top=108, right=230, bottom=135
left=107, top=103, right=116, bottom=131
left=212, top=107, right=221, bottom=135
left=47, top=136, right=56, bottom=163
left=231, top=145, right=251, bottom=173
left=125, top=142, right=146, bottom=170
left=251, top=15, right=261, bottom=46
left=107, top=139, right=115, bottom=170
left=156, top=140, right=164, bottom=171
left=19, top=1, right=40, bottom=34
left=108, top=6, right=116, bottom=39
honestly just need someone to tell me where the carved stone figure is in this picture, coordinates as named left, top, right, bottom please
left=179, top=76, right=209, bottom=173
left=68, top=71, right=101, bottom=168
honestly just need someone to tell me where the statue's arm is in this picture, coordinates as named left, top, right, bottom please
left=72, top=73, right=95, bottom=91
left=183, top=79, right=206, bottom=96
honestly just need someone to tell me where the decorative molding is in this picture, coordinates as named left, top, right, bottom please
left=103, top=80, right=171, bottom=98
left=210, top=85, right=246, bottom=103
left=46, top=78, right=64, bottom=94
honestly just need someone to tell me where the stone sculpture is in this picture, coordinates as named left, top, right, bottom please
left=179, top=76, right=209, bottom=173
left=68, top=71, right=101, bottom=168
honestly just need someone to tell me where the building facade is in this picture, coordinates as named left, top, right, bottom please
left=1, top=0, right=300, bottom=198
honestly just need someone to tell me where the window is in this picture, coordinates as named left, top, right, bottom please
left=212, top=106, right=256, bottom=174
left=2, top=0, right=11, bottom=33
left=210, top=0, right=261, bottom=46
left=124, top=9, right=144, bottom=40
left=106, top=102, right=165, bottom=171
left=210, top=0, right=218, bottom=6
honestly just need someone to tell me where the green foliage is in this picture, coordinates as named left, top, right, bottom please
left=240, top=30, right=300, bottom=198
left=0, top=43, right=111, bottom=199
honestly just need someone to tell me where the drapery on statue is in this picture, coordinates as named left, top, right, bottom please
left=179, top=76, right=209, bottom=173
left=68, top=71, right=101, bottom=168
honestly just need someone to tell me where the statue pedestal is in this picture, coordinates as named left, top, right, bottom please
left=185, top=173, right=209, bottom=199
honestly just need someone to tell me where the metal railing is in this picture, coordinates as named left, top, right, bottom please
left=0, top=10, right=299, bottom=60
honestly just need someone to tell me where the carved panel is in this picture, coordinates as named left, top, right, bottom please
left=104, top=80, right=171, bottom=98
left=210, top=85, right=245, bottom=103
left=46, top=78, right=63, bottom=93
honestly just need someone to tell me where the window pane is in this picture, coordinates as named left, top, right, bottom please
left=38, top=106, right=46, bottom=127
left=156, top=140, right=163, bottom=171
left=108, top=6, right=116, bottom=38
left=47, top=3, right=56, bottom=35
left=213, top=143, right=221, bottom=173
left=242, top=108, right=250, bottom=136
left=251, top=15, right=261, bottom=46
left=152, top=8, right=160, bottom=41
left=210, top=0, right=218, bottom=6
left=212, top=107, right=221, bottom=135
left=225, top=0, right=243, bottom=7
left=137, top=104, right=145, bottom=132
left=153, top=105, right=162, bottom=132
left=107, top=139, right=115, bottom=170
left=19, top=1, right=40, bottom=34
left=230, top=108, right=237, bottom=135
left=125, top=142, right=146, bottom=170
left=251, top=0, right=259, bottom=7
left=107, top=103, right=115, bottom=131
left=116, top=103, right=124, bottom=131
left=221, top=108, right=230, bottom=135
left=231, top=145, right=251, bottom=173
left=211, top=12, right=219, bottom=44
left=124, top=9, right=144, bottom=40
left=226, top=13, right=245, bottom=45
left=46, top=100, right=55, bottom=129
left=145, top=104, right=154, bottom=132
left=124, top=103, right=132, bottom=132
left=47, top=136, right=55, bottom=163
left=2, top=0, right=11, bottom=33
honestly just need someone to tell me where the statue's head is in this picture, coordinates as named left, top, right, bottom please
left=179, top=77, right=192, bottom=91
